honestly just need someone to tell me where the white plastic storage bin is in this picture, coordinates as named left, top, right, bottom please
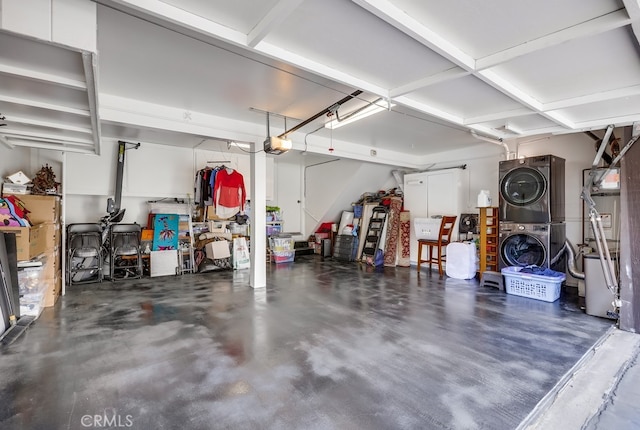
left=501, top=266, right=566, bottom=302
left=445, top=242, right=477, bottom=279
left=414, top=218, right=442, bottom=240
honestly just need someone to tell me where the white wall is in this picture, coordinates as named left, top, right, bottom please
left=303, top=158, right=400, bottom=236
left=0, top=146, right=63, bottom=193
left=64, top=139, right=274, bottom=226
left=0, top=145, right=31, bottom=178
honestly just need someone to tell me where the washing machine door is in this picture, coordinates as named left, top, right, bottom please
left=501, top=167, right=546, bottom=207
left=500, top=233, right=546, bottom=267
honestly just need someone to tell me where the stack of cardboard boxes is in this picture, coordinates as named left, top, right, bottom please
left=0, top=194, right=62, bottom=309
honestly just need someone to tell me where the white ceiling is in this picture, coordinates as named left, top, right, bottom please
left=1, top=0, right=640, bottom=160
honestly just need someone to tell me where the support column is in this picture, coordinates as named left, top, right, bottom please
left=250, top=149, right=267, bottom=289
left=620, top=126, right=640, bottom=332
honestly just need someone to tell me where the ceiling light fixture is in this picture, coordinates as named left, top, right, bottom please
left=227, top=141, right=251, bottom=149
left=504, top=122, right=523, bottom=135
left=325, top=99, right=395, bottom=130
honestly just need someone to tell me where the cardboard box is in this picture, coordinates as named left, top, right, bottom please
left=0, top=223, right=60, bottom=261
left=141, top=229, right=154, bottom=241
left=206, top=206, right=231, bottom=221
left=0, top=226, right=30, bottom=260
left=29, top=223, right=60, bottom=258
left=37, top=251, right=60, bottom=281
left=43, top=270, right=62, bottom=308
left=4, top=194, right=60, bottom=224
left=205, top=240, right=231, bottom=259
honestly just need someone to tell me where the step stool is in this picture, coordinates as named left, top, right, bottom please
left=480, top=271, right=504, bottom=291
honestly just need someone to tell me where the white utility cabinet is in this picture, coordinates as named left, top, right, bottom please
left=403, top=169, right=466, bottom=264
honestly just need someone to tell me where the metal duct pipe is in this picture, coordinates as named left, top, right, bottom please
left=552, top=239, right=585, bottom=280
left=471, top=131, right=511, bottom=159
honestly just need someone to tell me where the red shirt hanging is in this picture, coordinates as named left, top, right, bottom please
left=213, top=168, right=246, bottom=218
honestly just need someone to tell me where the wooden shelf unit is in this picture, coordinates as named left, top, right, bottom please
left=478, top=207, right=499, bottom=273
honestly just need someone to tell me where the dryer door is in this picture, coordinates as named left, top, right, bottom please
left=500, top=233, right=546, bottom=267
left=499, top=166, right=549, bottom=223
left=501, top=167, right=546, bottom=206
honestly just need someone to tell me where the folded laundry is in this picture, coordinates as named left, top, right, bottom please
left=520, top=265, right=562, bottom=277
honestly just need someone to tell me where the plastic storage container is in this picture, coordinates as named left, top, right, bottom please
left=502, top=266, right=566, bottom=302
left=414, top=218, right=442, bottom=240
left=477, top=190, right=492, bottom=207
left=271, top=250, right=295, bottom=263
left=270, top=236, right=295, bottom=263
left=18, top=266, right=47, bottom=318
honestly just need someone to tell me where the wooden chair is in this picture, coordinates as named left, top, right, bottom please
left=417, top=215, right=457, bottom=276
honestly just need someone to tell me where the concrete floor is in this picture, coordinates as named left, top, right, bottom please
left=0, top=256, right=618, bottom=429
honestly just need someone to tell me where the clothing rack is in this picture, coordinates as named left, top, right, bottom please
left=207, top=160, right=231, bottom=164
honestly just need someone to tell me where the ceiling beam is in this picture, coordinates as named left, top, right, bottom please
left=542, top=84, right=640, bottom=111
left=571, top=114, right=640, bottom=130
left=9, top=139, right=96, bottom=154
left=477, top=69, right=575, bottom=129
left=463, top=108, right=534, bottom=125
left=0, top=135, right=15, bottom=149
left=2, top=130, right=94, bottom=145
left=100, top=0, right=247, bottom=46
left=352, top=0, right=475, bottom=70
left=254, top=41, right=388, bottom=97
left=476, top=9, right=632, bottom=70
left=623, top=0, right=640, bottom=19
left=393, top=96, right=464, bottom=125
left=622, top=0, right=640, bottom=52
left=5, top=115, right=92, bottom=134
left=0, top=94, right=90, bottom=117
left=83, top=52, right=102, bottom=155
left=390, top=67, right=469, bottom=97
left=513, top=126, right=567, bottom=137
left=100, top=94, right=267, bottom=143
left=0, top=63, right=87, bottom=90
left=247, top=0, right=304, bottom=48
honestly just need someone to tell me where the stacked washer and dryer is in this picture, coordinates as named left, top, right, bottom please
left=498, top=155, right=566, bottom=272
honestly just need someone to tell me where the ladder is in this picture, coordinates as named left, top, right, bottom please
left=361, top=206, right=388, bottom=264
